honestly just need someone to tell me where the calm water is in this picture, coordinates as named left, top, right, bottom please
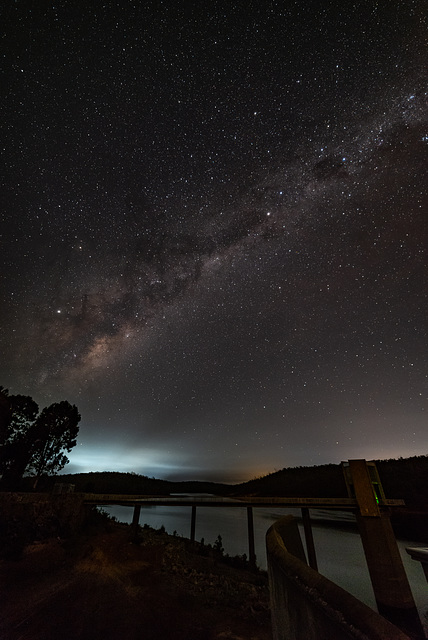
left=102, top=500, right=427, bottom=630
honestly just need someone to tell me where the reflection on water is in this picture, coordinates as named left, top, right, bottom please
left=102, top=502, right=427, bottom=628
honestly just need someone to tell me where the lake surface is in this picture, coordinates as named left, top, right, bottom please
left=102, top=500, right=427, bottom=631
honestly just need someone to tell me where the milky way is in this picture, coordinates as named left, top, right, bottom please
left=1, top=1, right=427, bottom=481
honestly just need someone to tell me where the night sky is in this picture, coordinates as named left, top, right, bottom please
left=1, top=1, right=427, bottom=482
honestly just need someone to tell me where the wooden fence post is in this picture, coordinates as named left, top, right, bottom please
left=301, top=507, right=318, bottom=570
left=190, top=505, right=196, bottom=542
left=131, top=504, right=141, bottom=542
left=247, top=506, right=256, bottom=566
left=347, top=460, right=424, bottom=639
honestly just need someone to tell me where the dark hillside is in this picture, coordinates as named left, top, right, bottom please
left=376, top=456, right=428, bottom=509
left=231, top=456, right=428, bottom=508
left=231, top=456, right=428, bottom=541
left=17, top=456, right=428, bottom=508
left=26, top=471, right=171, bottom=495
left=26, top=472, right=232, bottom=497
left=230, top=463, right=348, bottom=498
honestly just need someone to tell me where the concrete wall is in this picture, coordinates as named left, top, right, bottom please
left=266, top=515, right=412, bottom=640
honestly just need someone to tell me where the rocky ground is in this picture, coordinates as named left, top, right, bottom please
left=1, top=518, right=272, bottom=640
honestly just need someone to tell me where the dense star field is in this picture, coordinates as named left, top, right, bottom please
left=1, top=1, right=427, bottom=481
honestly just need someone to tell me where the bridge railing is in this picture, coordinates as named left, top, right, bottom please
left=266, top=514, right=413, bottom=640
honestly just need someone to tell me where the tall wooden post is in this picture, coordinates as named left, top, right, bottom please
left=346, top=460, right=424, bottom=639
left=130, top=504, right=141, bottom=542
left=190, top=505, right=196, bottom=542
left=301, top=507, right=318, bottom=571
left=247, top=506, right=256, bottom=567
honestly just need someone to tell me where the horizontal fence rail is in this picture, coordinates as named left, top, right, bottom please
left=82, top=494, right=404, bottom=508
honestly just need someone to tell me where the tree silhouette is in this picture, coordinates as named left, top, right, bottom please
left=0, top=387, right=80, bottom=489
left=0, top=388, right=39, bottom=487
left=27, top=401, right=80, bottom=488
left=0, top=386, right=12, bottom=445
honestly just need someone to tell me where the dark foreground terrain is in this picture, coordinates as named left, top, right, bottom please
left=1, top=519, right=271, bottom=640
